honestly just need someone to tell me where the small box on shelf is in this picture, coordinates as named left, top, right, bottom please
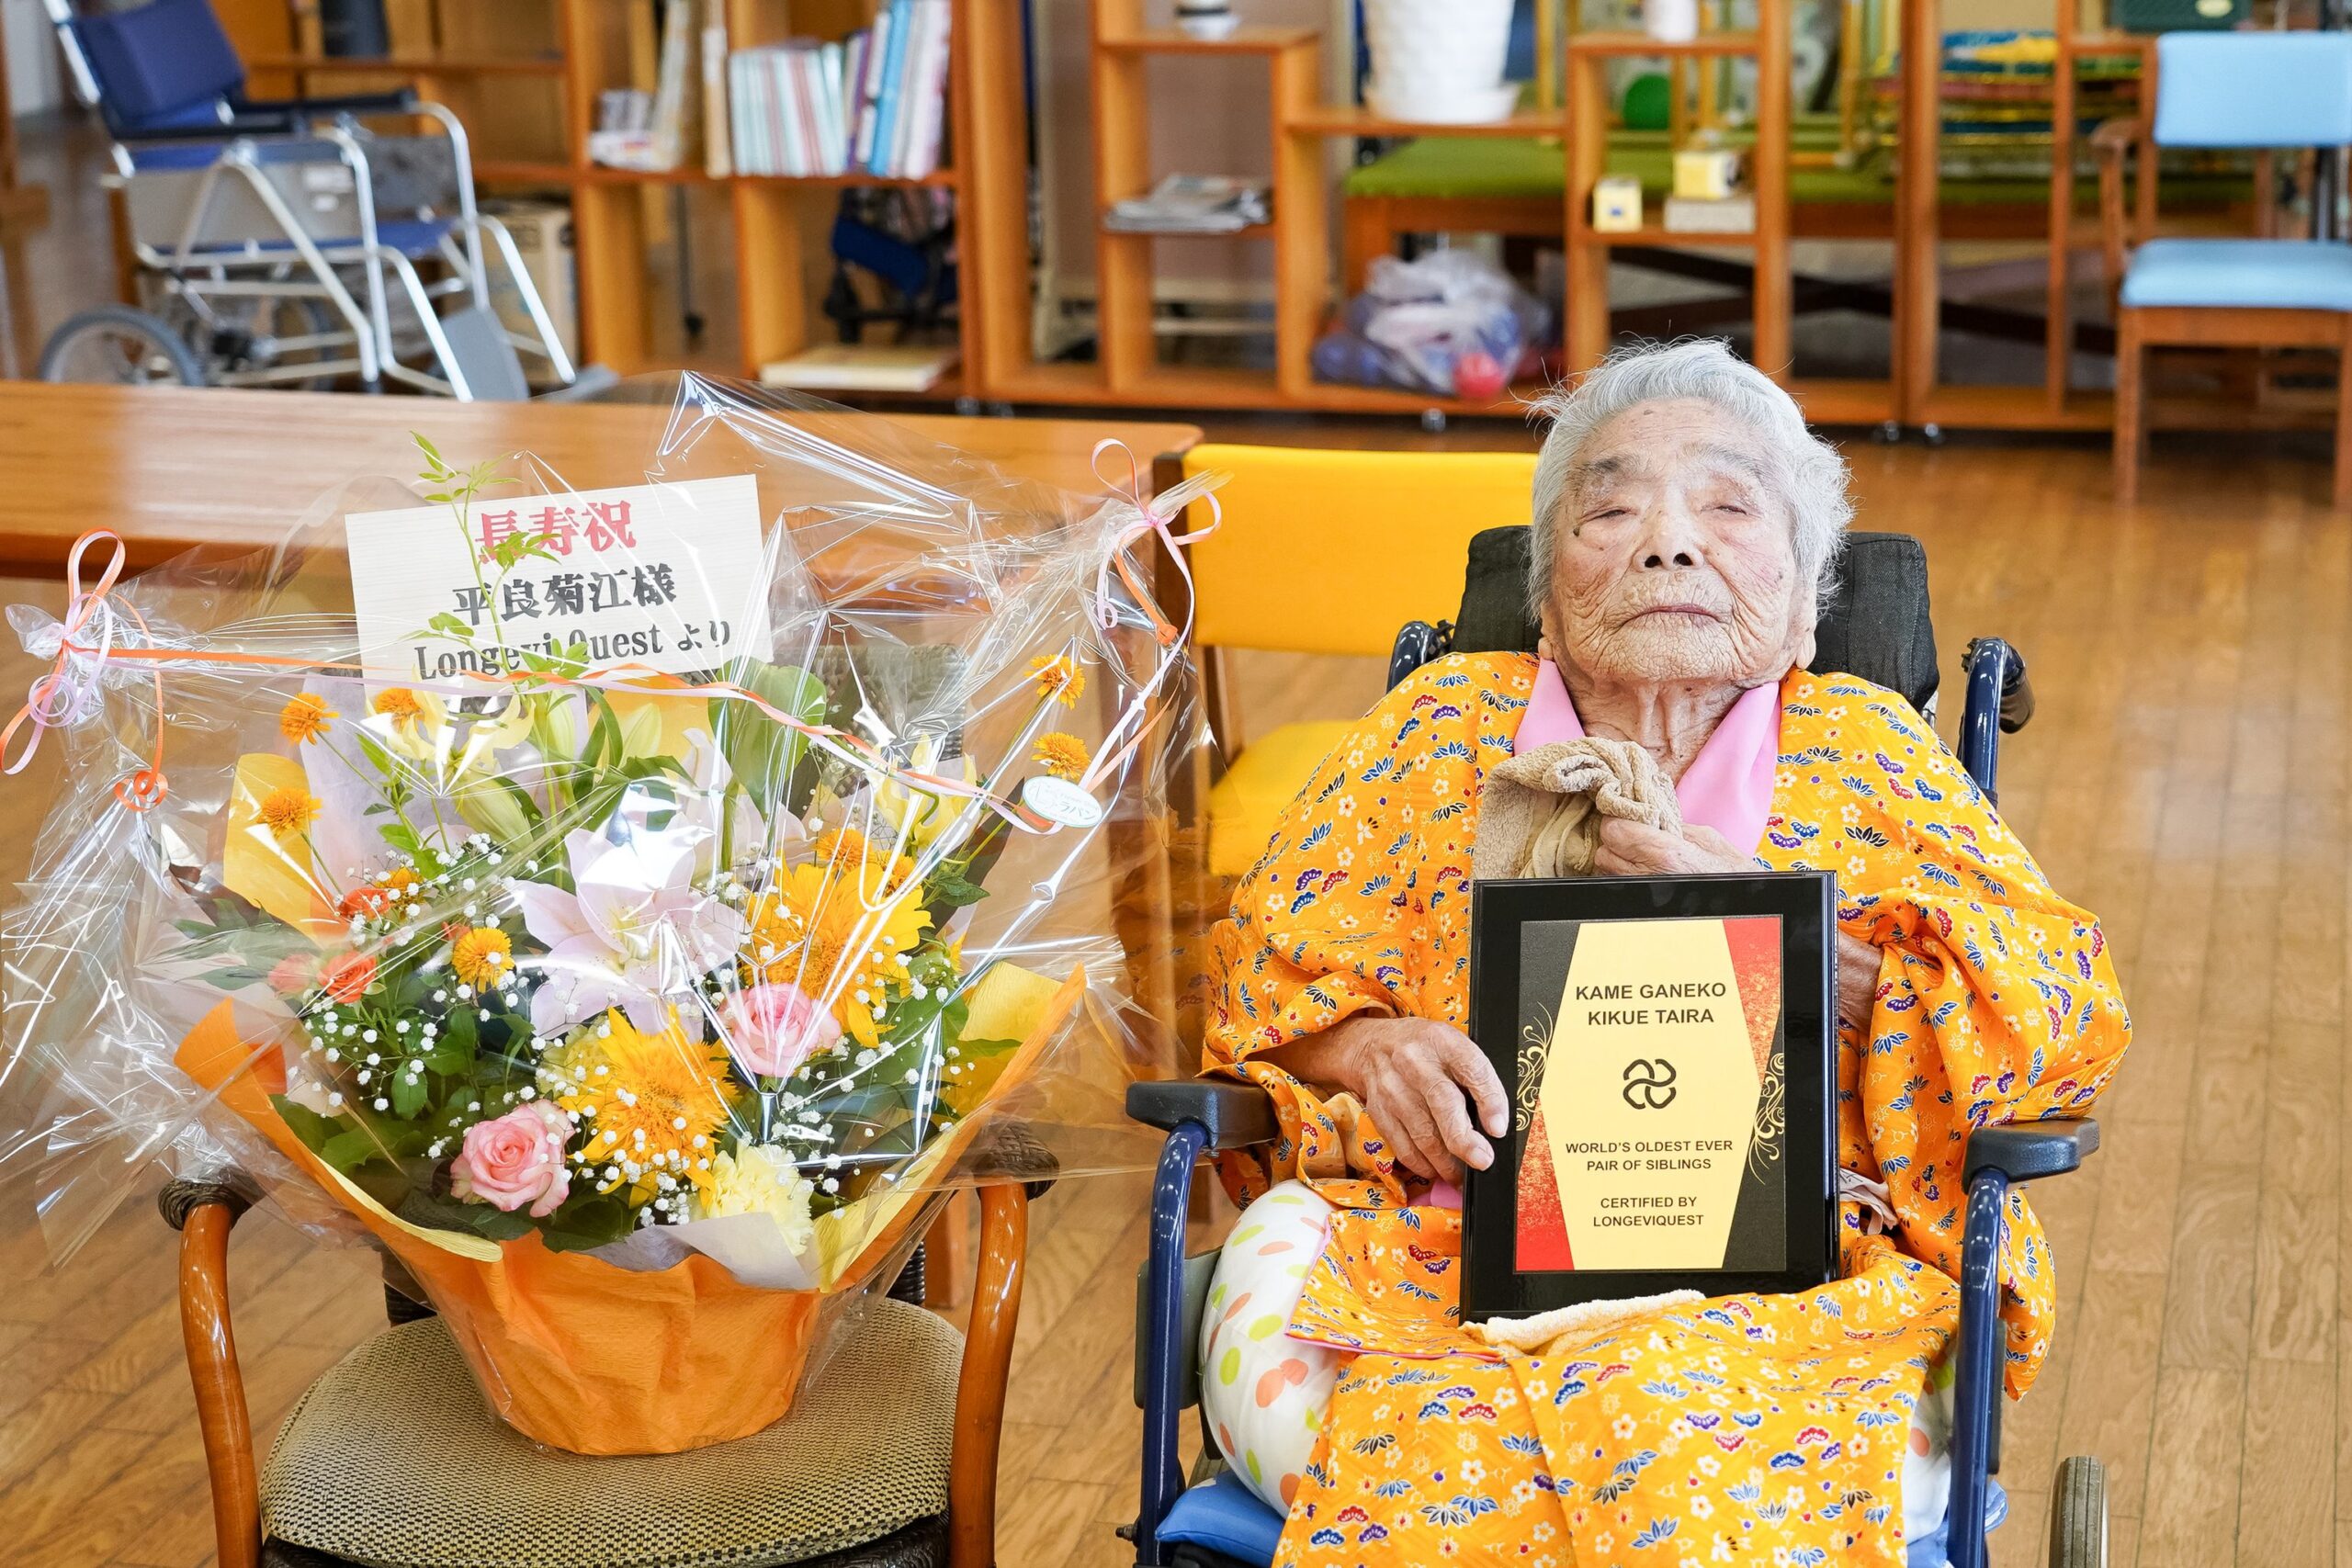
left=1591, top=175, right=1644, bottom=233
left=1671, top=145, right=1742, bottom=202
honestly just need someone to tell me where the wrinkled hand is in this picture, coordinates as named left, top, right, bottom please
left=1592, top=819, right=1755, bottom=878
left=1322, top=1015, right=1510, bottom=1183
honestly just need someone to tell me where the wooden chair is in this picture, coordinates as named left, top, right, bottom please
left=165, top=1167, right=1036, bottom=1567
left=2104, top=31, right=2352, bottom=505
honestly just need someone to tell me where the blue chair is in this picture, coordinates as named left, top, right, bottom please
left=34, top=0, right=585, bottom=398
left=2105, top=31, right=2352, bottom=505
left=1119, top=527, right=2109, bottom=1568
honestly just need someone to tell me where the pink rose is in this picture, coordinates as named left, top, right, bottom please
left=720, top=983, right=830, bottom=1079
left=450, top=1101, right=574, bottom=1218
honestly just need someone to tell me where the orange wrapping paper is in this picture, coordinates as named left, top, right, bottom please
left=175, top=966, right=1082, bottom=1454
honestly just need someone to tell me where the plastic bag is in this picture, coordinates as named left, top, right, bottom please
left=1311, top=251, right=1553, bottom=398
left=0, top=375, right=1203, bottom=1452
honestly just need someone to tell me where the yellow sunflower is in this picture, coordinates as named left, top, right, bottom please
left=552, top=1010, right=736, bottom=1201
left=448, top=926, right=514, bottom=989
left=256, top=785, right=322, bottom=842
left=747, top=862, right=933, bottom=1047
left=278, top=693, right=336, bottom=746
left=1031, top=731, right=1091, bottom=781
left=1029, top=654, right=1087, bottom=708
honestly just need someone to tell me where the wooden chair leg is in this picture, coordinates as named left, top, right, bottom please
left=949, top=1182, right=1029, bottom=1568
left=2335, top=321, right=2352, bottom=510
left=167, top=1189, right=262, bottom=1568
left=923, top=1189, right=978, bottom=1310
left=2114, top=310, right=2144, bottom=504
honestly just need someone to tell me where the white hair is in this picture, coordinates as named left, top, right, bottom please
left=1526, top=339, right=1852, bottom=617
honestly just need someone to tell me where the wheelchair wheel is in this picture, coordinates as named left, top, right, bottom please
left=2048, top=1455, right=2107, bottom=1568
left=39, top=306, right=208, bottom=388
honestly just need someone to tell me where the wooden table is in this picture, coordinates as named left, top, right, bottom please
left=0, top=384, right=1202, bottom=575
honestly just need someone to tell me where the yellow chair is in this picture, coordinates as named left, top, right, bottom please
left=1177, top=443, right=1540, bottom=879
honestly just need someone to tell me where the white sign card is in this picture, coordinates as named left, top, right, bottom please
left=345, top=474, right=777, bottom=682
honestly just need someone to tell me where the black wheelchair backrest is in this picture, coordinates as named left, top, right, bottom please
left=1448, top=526, right=1941, bottom=716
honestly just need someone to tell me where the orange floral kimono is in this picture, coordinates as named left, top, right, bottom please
left=1204, top=654, right=2130, bottom=1567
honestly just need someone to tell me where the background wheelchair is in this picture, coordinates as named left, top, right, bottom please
left=35, top=0, right=592, bottom=400
left=1122, top=525, right=2108, bottom=1568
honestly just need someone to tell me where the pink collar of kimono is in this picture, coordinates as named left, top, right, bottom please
left=1513, top=658, right=1782, bottom=857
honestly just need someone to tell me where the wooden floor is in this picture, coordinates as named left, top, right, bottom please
left=0, top=428, right=2346, bottom=1566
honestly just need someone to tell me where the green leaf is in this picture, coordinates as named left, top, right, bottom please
left=717, top=662, right=830, bottom=807
left=423, top=1033, right=473, bottom=1076
left=585, top=696, right=623, bottom=771
left=537, top=1193, right=637, bottom=1252
left=320, top=1127, right=392, bottom=1173
left=390, top=1066, right=428, bottom=1119
left=272, top=1096, right=342, bottom=1154
left=398, top=1188, right=537, bottom=1243
left=439, top=1007, right=480, bottom=1056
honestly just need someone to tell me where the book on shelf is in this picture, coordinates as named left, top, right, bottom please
left=1661, top=193, right=1755, bottom=233
left=701, top=0, right=731, bottom=177
left=588, top=0, right=701, bottom=172
left=759, top=344, right=960, bottom=392
left=727, top=0, right=951, bottom=180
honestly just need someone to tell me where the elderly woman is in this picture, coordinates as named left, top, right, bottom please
left=1199, top=341, right=2128, bottom=1567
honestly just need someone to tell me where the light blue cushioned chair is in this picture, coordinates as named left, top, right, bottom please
left=2104, top=30, right=2352, bottom=505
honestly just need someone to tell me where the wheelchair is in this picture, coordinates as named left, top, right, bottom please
left=1120, top=526, right=2108, bottom=1568
left=36, top=0, right=586, bottom=400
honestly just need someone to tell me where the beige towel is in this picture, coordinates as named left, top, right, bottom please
left=1471, top=738, right=1682, bottom=882
left=1467, top=1289, right=1704, bottom=1356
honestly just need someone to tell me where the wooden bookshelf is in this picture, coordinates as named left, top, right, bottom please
left=209, top=0, right=2245, bottom=435
left=216, top=0, right=978, bottom=386
left=1564, top=0, right=1790, bottom=378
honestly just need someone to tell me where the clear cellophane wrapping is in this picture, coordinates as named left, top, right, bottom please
left=0, top=375, right=1202, bottom=1452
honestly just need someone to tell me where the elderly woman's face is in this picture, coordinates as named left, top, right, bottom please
left=1542, top=398, right=1811, bottom=688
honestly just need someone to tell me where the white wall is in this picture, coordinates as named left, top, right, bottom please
left=6, top=0, right=61, bottom=118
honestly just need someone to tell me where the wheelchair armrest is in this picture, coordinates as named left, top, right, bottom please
left=243, top=89, right=422, bottom=122
left=1125, top=1077, right=1278, bottom=1150
left=1963, top=1119, right=2099, bottom=1187
left=122, top=112, right=303, bottom=143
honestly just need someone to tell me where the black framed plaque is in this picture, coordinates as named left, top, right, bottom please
left=1461, top=873, right=1838, bottom=1319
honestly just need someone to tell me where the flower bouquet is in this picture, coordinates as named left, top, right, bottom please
left=0, top=378, right=1202, bottom=1452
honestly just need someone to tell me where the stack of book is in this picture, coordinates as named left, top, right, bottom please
left=1103, top=175, right=1271, bottom=234
left=726, top=0, right=954, bottom=179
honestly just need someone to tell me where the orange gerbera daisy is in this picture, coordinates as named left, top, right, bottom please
left=279, top=693, right=336, bottom=745
left=1031, top=731, right=1091, bottom=781
left=449, top=926, right=514, bottom=989
left=1029, top=654, right=1087, bottom=708
left=256, top=786, right=322, bottom=841
left=372, top=688, right=426, bottom=721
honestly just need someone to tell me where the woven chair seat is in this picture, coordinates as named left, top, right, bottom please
left=261, top=1298, right=963, bottom=1568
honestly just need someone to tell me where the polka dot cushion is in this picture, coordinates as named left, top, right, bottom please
left=1198, top=1181, right=1340, bottom=1515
